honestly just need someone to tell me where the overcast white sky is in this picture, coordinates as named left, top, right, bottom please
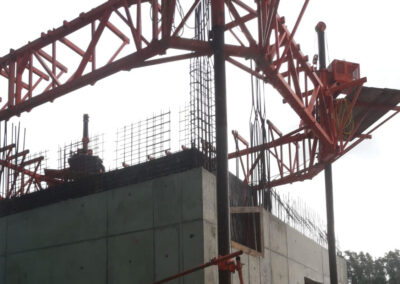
left=1, top=0, right=399, bottom=257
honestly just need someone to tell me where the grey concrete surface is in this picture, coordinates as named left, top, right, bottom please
left=287, top=226, right=323, bottom=273
left=203, top=221, right=218, bottom=283
left=0, top=167, right=218, bottom=284
left=107, top=181, right=153, bottom=235
left=0, top=256, right=5, bottom=282
left=7, top=192, right=107, bottom=254
left=0, top=218, right=6, bottom=257
left=6, top=239, right=107, bottom=284
left=248, top=253, right=261, bottom=284
left=270, top=251, right=289, bottom=284
left=155, top=225, right=181, bottom=283
left=0, top=166, right=347, bottom=284
left=107, top=230, right=154, bottom=284
left=234, top=209, right=348, bottom=284
left=181, top=220, right=204, bottom=283
left=260, top=248, right=272, bottom=284
left=269, top=215, right=288, bottom=256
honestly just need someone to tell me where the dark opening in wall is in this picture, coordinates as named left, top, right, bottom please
left=230, top=207, right=263, bottom=254
left=304, top=277, right=322, bottom=284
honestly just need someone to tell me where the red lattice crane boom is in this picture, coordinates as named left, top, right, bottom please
left=0, top=0, right=398, bottom=188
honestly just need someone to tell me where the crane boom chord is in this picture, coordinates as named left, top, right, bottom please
left=0, top=0, right=399, bottom=187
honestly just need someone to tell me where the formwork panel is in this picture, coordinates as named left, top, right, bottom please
left=7, top=192, right=107, bottom=254
left=153, top=175, right=181, bottom=227
left=155, top=226, right=180, bottom=283
left=6, top=239, right=106, bottom=284
left=107, top=181, right=153, bottom=235
left=182, top=220, right=204, bottom=283
left=108, top=230, right=154, bottom=284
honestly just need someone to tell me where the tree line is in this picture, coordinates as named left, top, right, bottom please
left=344, top=250, right=400, bottom=284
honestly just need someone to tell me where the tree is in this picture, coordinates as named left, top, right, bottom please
left=384, top=250, right=400, bottom=284
left=373, top=257, right=386, bottom=284
left=344, top=250, right=400, bottom=284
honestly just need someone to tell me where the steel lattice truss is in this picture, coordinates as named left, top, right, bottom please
left=0, top=0, right=395, bottom=188
left=0, top=144, right=50, bottom=199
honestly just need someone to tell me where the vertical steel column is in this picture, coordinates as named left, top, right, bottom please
left=324, top=163, right=338, bottom=284
left=211, top=1, right=231, bottom=283
left=83, top=114, right=89, bottom=153
left=316, top=21, right=338, bottom=284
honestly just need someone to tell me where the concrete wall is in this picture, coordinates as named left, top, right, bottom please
left=232, top=211, right=347, bottom=284
left=0, top=167, right=218, bottom=284
left=0, top=164, right=348, bottom=284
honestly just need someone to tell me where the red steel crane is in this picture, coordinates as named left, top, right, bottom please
left=0, top=0, right=397, bottom=188
left=1, top=1, right=399, bottom=283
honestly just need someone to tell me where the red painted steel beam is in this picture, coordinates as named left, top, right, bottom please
left=0, top=0, right=147, bottom=67
left=269, top=162, right=325, bottom=187
left=36, top=49, right=68, bottom=73
left=228, top=128, right=308, bottom=159
left=72, top=11, right=112, bottom=80
left=0, top=0, right=384, bottom=190
left=21, top=156, right=45, bottom=167
left=7, top=150, right=29, bottom=160
left=0, top=42, right=163, bottom=120
left=172, top=0, right=201, bottom=37
left=268, top=71, right=333, bottom=145
left=154, top=251, right=243, bottom=284
left=0, top=144, right=16, bottom=153
left=106, top=21, right=130, bottom=43
left=139, top=51, right=209, bottom=68
left=0, top=159, right=49, bottom=184
left=33, top=52, right=61, bottom=86
left=0, top=0, right=325, bottom=138
left=225, top=12, right=257, bottom=32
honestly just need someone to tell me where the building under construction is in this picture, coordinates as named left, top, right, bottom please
left=0, top=148, right=349, bottom=283
left=0, top=0, right=399, bottom=283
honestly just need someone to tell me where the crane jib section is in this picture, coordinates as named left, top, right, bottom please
left=0, top=0, right=371, bottom=186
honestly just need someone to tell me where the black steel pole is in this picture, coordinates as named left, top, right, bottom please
left=324, top=163, right=338, bottom=284
left=316, top=22, right=327, bottom=69
left=83, top=114, right=89, bottom=152
left=211, top=1, right=231, bottom=283
left=316, top=21, right=338, bottom=284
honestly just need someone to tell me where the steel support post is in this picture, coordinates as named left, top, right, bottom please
left=324, top=163, right=338, bottom=284
left=316, top=21, right=338, bottom=284
left=211, top=0, right=231, bottom=283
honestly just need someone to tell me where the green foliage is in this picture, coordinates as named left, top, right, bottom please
left=385, top=250, right=400, bottom=284
left=344, top=250, right=400, bottom=284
